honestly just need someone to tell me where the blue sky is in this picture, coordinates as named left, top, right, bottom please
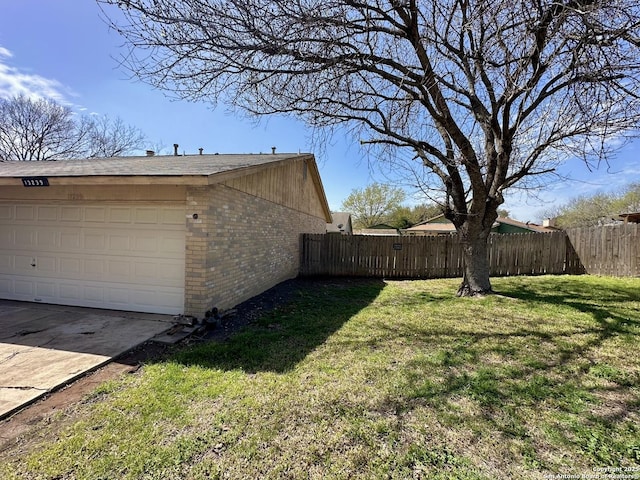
left=1, top=0, right=639, bottom=222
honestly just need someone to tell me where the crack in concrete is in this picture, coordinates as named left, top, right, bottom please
left=0, top=385, right=47, bottom=391
left=0, top=338, right=58, bottom=365
left=0, top=329, right=48, bottom=341
left=0, top=351, right=21, bottom=365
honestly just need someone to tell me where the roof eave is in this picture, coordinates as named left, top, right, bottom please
left=0, top=175, right=210, bottom=186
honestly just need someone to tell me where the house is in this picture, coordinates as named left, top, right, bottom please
left=0, top=153, right=331, bottom=317
left=327, top=212, right=353, bottom=234
left=404, top=214, right=555, bottom=235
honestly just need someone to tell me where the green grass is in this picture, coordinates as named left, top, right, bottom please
left=2, top=275, right=639, bottom=479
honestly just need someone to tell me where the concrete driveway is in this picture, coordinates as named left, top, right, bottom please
left=0, top=300, right=175, bottom=419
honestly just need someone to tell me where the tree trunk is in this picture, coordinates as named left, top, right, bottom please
left=456, top=229, right=493, bottom=297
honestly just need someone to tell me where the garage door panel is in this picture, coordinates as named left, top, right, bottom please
left=15, top=230, right=35, bottom=247
left=108, top=235, right=130, bottom=251
left=85, top=286, right=104, bottom=302
left=60, top=257, right=83, bottom=275
left=106, top=260, right=129, bottom=277
left=161, top=237, right=185, bottom=253
left=84, top=207, right=106, bottom=222
left=59, top=283, right=82, bottom=301
left=84, top=259, right=104, bottom=275
left=15, top=256, right=34, bottom=271
left=61, top=206, right=82, bottom=222
left=37, top=206, right=58, bottom=221
left=133, top=261, right=157, bottom=279
left=36, top=281, right=57, bottom=298
left=161, top=208, right=185, bottom=224
left=135, top=208, right=158, bottom=223
left=0, top=230, right=12, bottom=246
left=15, top=206, right=35, bottom=220
left=3, top=255, right=183, bottom=286
left=0, top=205, right=12, bottom=220
left=37, top=256, right=56, bottom=272
left=134, top=236, right=158, bottom=252
left=84, top=232, right=107, bottom=251
left=0, top=278, right=10, bottom=295
left=37, top=230, right=58, bottom=248
left=107, top=288, right=130, bottom=305
left=0, top=204, right=186, bottom=314
left=60, top=231, right=81, bottom=249
left=0, top=254, right=12, bottom=269
left=14, top=280, right=33, bottom=296
left=109, top=207, right=132, bottom=223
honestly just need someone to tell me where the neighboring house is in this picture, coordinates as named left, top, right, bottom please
left=404, top=214, right=555, bottom=235
left=0, top=153, right=331, bottom=317
left=355, top=223, right=400, bottom=235
left=327, top=212, right=353, bottom=234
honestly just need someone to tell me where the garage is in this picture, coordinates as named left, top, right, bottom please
left=0, top=203, right=186, bottom=314
left=0, top=152, right=331, bottom=317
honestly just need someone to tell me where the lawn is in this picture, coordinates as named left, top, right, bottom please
left=1, top=275, right=639, bottom=479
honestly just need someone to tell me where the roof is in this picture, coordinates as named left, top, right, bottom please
left=406, top=214, right=555, bottom=233
left=495, top=216, right=555, bottom=232
left=619, top=212, right=640, bottom=223
left=0, top=153, right=313, bottom=186
left=0, top=152, right=332, bottom=222
left=368, top=223, right=397, bottom=229
left=405, top=223, right=457, bottom=233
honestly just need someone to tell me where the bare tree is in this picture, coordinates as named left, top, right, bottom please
left=100, top=0, right=640, bottom=295
left=0, top=94, right=88, bottom=161
left=0, top=95, right=147, bottom=161
left=86, top=115, right=146, bottom=157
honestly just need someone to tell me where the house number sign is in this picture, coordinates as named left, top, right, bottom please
left=21, top=177, right=50, bottom=187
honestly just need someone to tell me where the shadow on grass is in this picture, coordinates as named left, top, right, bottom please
left=163, top=275, right=639, bottom=465
left=377, top=277, right=640, bottom=466
left=170, top=278, right=386, bottom=373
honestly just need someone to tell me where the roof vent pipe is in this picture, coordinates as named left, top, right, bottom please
left=173, top=144, right=179, bottom=156
left=271, top=146, right=276, bottom=154
left=199, top=148, right=203, bottom=155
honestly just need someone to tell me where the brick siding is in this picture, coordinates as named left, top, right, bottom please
left=184, top=184, right=326, bottom=316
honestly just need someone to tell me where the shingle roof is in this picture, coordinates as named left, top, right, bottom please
left=0, top=153, right=311, bottom=180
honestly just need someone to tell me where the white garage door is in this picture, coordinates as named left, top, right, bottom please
left=0, top=203, right=186, bottom=314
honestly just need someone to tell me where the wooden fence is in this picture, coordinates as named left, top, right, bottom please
left=300, top=225, right=639, bottom=279
left=566, top=224, right=640, bottom=277
left=301, top=231, right=570, bottom=278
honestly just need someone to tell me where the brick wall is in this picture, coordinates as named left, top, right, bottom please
left=184, top=184, right=326, bottom=316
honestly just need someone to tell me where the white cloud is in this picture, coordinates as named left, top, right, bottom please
left=0, top=45, right=70, bottom=104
